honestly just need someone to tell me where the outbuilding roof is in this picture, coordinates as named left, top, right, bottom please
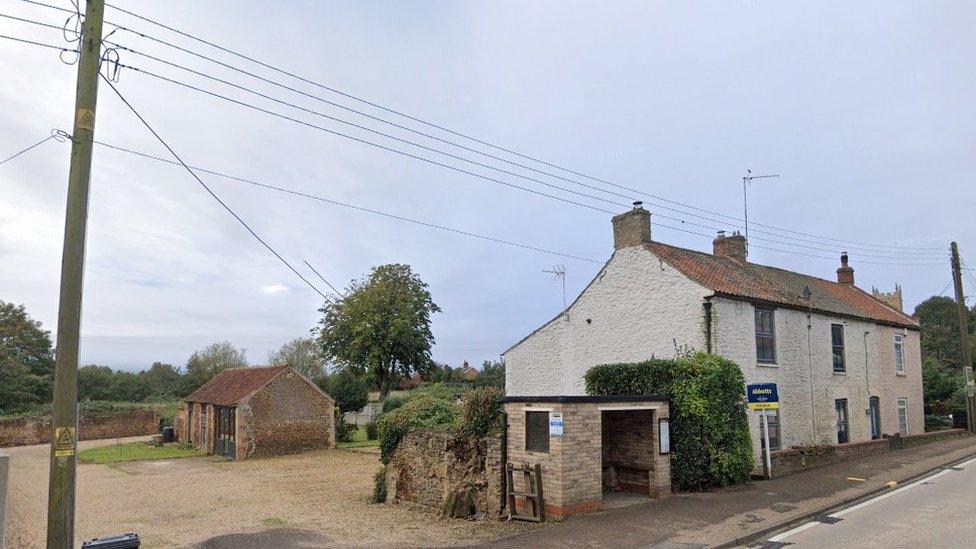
left=185, top=364, right=290, bottom=406
left=645, top=241, right=919, bottom=329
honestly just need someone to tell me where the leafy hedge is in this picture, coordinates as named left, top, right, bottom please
left=457, top=387, right=503, bottom=438
left=376, top=395, right=460, bottom=463
left=585, top=352, right=754, bottom=490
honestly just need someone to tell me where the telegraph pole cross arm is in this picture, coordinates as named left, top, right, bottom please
left=47, top=1, right=106, bottom=547
left=950, top=241, right=976, bottom=434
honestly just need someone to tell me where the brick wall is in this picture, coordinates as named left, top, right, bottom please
left=0, top=409, right=158, bottom=447
left=385, top=430, right=504, bottom=519
left=238, top=370, right=334, bottom=459
left=769, top=429, right=971, bottom=477
left=601, top=409, right=655, bottom=492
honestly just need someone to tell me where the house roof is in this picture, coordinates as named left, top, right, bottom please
left=185, top=365, right=290, bottom=406
left=645, top=241, right=919, bottom=329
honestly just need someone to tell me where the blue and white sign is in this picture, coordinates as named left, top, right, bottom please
left=549, top=412, right=564, bottom=437
left=746, top=383, right=779, bottom=410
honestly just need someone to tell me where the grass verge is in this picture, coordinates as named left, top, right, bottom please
left=338, top=426, right=379, bottom=449
left=78, top=442, right=205, bottom=464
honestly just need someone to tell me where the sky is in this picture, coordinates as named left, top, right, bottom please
left=1, top=1, right=974, bottom=372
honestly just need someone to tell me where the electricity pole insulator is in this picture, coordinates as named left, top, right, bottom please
left=950, top=242, right=975, bottom=434
left=47, top=1, right=105, bottom=546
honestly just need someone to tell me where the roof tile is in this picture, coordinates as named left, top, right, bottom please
left=185, top=365, right=290, bottom=406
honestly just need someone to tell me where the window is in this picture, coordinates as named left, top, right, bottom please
left=755, top=308, right=776, bottom=364
left=897, top=398, right=909, bottom=436
left=759, top=409, right=781, bottom=452
left=525, top=411, right=550, bottom=453
left=831, top=324, right=846, bottom=373
left=894, top=335, right=905, bottom=375
left=835, top=399, right=849, bottom=444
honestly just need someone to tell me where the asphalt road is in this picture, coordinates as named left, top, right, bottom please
left=760, top=455, right=976, bottom=548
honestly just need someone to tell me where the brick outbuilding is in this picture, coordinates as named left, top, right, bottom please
left=179, top=365, right=335, bottom=459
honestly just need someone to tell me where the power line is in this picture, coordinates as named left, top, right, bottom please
left=7, top=5, right=949, bottom=253
left=0, top=32, right=76, bottom=53
left=0, top=132, right=59, bottom=166
left=100, top=74, right=330, bottom=301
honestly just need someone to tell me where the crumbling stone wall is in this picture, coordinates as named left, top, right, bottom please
left=385, top=430, right=504, bottom=519
left=239, top=370, right=335, bottom=459
left=0, top=409, right=158, bottom=447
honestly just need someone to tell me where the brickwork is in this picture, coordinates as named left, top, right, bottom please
left=241, top=369, right=335, bottom=459
left=504, top=399, right=670, bottom=519
left=602, top=410, right=654, bottom=493
left=385, top=431, right=504, bottom=518
left=0, top=409, right=157, bottom=447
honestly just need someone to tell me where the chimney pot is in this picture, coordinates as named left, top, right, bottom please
left=713, top=231, right=747, bottom=262
left=611, top=205, right=651, bottom=250
left=837, top=252, right=855, bottom=285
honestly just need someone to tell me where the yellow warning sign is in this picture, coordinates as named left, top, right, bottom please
left=55, top=449, right=75, bottom=458
left=76, top=108, right=95, bottom=131
left=55, top=427, right=75, bottom=448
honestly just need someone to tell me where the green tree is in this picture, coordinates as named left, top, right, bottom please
left=317, top=264, right=440, bottom=400
left=914, top=296, right=976, bottom=414
left=183, top=341, right=248, bottom=394
left=474, top=360, right=505, bottom=389
left=78, top=364, right=115, bottom=401
left=0, top=301, right=55, bottom=413
left=268, top=337, right=327, bottom=379
left=111, top=370, right=150, bottom=402
left=141, top=362, right=183, bottom=399
left=321, top=367, right=369, bottom=414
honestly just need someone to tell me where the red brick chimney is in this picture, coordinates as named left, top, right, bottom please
left=837, top=252, right=855, bottom=285
left=612, top=202, right=651, bottom=250
left=713, top=231, right=747, bottom=262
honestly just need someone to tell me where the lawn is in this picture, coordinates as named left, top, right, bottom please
left=338, top=426, right=380, bottom=449
left=78, top=442, right=205, bottom=464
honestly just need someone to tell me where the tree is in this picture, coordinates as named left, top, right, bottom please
left=915, top=296, right=976, bottom=414
left=0, top=301, right=55, bottom=413
left=78, top=364, right=115, bottom=401
left=111, top=370, right=150, bottom=402
left=268, top=337, right=327, bottom=379
left=321, top=367, right=369, bottom=414
left=317, top=264, right=440, bottom=400
left=183, top=341, right=248, bottom=394
left=475, top=360, right=505, bottom=389
left=141, top=362, right=183, bottom=400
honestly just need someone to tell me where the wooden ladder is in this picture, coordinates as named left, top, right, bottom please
left=506, top=462, right=546, bottom=523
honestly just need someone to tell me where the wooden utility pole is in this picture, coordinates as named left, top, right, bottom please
left=47, top=1, right=105, bottom=546
left=950, top=242, right=975, bottom=434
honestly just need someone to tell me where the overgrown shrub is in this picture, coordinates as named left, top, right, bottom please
left=372, top=466, right=387, bottom=503
left=365, top=421, right=378, bottom=440
left=381, top=395, right=407, bottom=414
left=457, top=386, right=503, bottom=438
left=321, top=367, right=370, bottom=414
left=585, top=352, right=754, bottom=491
left=376, top=395, right=459, bottom=463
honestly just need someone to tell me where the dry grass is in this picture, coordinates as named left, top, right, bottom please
left=4, top=438, right=529, bottom=548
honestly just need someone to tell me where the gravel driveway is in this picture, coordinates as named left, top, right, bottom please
left=3, top=438, right=528, bottom=548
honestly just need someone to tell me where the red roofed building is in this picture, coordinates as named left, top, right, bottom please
left=505, top=204, right=923, bottom=471
left=179, top=364, right=335, bottom=459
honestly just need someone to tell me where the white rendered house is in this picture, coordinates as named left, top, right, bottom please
left=504, top=204, right=923, bottom=461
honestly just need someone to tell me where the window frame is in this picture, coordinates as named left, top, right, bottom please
left=835, top=398, right=849, bottom=444
left=524, top=410, right=550, bottom=453
left=894, top=334, right=906, bottom=375
left=831, top=323, right=847, bottom=374
left=897, top=397, right=909, bottom=436
left=754, top=307, right=777, bottom=365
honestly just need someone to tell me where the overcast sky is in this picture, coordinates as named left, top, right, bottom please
left=1, top=1, right=973, bottom=372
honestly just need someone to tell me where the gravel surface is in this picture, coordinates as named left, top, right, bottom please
left=4, top=438, right=530, bottom=548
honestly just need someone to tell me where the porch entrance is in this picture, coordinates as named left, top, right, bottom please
left=214, top=406, right=236, bottom=459
left=869, top=396, right=882, bottom=440
left=600, top=408, right=655, bottom=506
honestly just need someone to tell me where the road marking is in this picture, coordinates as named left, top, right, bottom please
left=846, top=477, right=866, bottom=482
left=766, top=456, right=975, bottom=544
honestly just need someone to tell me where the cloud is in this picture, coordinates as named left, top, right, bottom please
left=259, top=284, right=290, bottom=295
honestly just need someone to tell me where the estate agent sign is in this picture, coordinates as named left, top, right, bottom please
left=746, top=383, right=779, bottom=410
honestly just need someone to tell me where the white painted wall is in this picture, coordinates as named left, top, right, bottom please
left=505, top=245, right=710, bottom=396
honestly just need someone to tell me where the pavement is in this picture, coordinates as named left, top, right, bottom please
left=476, top=435, right=976, bottom=549
left=757, top=454, right=976, bottom=548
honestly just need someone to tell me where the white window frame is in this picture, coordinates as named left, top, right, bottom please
left=897, top=397, right=909, bottom=436
left=894, top=334, right=905, bottom=375
left=759, top=408, right=781, bottom=451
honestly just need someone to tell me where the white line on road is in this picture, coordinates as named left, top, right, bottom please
left=764, top=456, right=976, bottom=544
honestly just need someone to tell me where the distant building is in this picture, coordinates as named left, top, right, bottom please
left=179, top=365, right=335, bottom=459
left=458, top=361, right=480, bottom=381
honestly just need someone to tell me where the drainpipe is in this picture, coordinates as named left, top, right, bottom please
left=703, top=300, right=713, bottom=353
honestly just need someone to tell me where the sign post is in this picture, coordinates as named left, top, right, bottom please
left=747, top=383, right=779, bottom=479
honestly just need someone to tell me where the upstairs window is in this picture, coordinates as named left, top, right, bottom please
left=525, top=411, right=550, bottom=453
left=755, top=308, right=776, bottom=364
left=894, top=334, right=905, bottom=374
left=831, top=324, right=846, bottom=373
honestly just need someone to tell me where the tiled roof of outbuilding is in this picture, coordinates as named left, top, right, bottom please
left=645, top=241, right=919, bottom=329
left=185, top=364, right=290, bottom=406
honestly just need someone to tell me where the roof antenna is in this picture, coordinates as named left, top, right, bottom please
left=543, top=264, right=567, bottom=310
left=742, top=170, right=780, bottom=256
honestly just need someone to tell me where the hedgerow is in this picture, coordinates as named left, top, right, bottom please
left=376, top=395, right=460, bottom=463
left=457, top=387, right=503, bottom=438
left=584, top=352, right=754, bottom=490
